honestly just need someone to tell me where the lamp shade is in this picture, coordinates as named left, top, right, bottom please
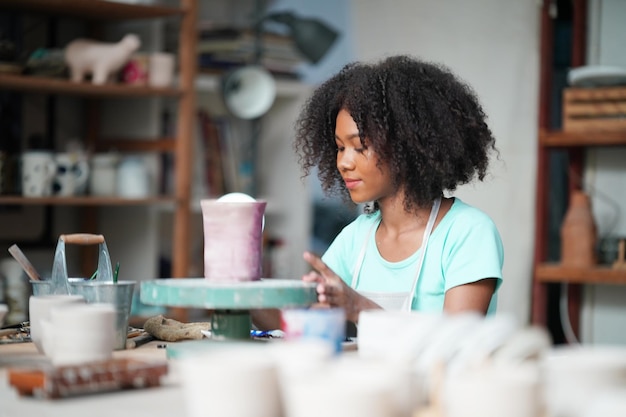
left=264, top=12, right=339, bottom=64
left=221, top=66, right=276, bottom=119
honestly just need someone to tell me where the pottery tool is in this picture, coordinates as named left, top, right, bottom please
left=125, top=332, right=154, bottom=349
left=7, top=244, right=41, bottom=282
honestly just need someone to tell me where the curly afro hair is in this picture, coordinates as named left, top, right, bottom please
left=294, top=55, right=498, bottom=213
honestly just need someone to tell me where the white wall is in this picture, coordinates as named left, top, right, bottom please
left=350, top=0, right=541, bottom=323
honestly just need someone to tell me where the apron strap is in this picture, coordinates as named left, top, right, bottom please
left=351, top=198, right=442, bottom=311
left=404, top=197, right=441, bottom=310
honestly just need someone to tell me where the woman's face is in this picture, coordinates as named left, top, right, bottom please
left=335, top=109, right=394, bottom=204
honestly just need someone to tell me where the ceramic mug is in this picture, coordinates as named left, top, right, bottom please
left=41, top=302, right=116, bottom=366
left=148, top=52, right=175, bottom=87
left=116, top=156, right=149, bottom=197
left=53, top=152, right=89, bottom=196
left=89, top=153, right=119, bottom=196
left=21, top=151, right=56, bottom=197
left=281, top=307, right=346, bottom=354
left=28, top=294, right=86, bottom=354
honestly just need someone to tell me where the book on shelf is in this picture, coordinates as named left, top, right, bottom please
left=196, top=26, right=304, bottom=78
left=197, top=109, right=226, bottom=197
left=199, top=29, right=292, bottom=45
left=196, top=108, right=260, bottom=197
left=197, top=55, right=302, bottom=79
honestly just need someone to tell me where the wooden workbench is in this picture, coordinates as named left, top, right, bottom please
left=0, top=341, right=183, bottom=417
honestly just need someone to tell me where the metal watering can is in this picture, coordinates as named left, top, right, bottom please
left=32, top=233, right=134, bottom=350
left=31, top=234, right=114, bottom=296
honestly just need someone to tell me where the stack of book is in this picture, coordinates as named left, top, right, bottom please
left=197, top=26, right=305, bottom=78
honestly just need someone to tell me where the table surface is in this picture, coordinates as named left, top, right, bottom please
left=0, top=341, right=184, bottom=417
left=0, top=338, right=359, bottom=417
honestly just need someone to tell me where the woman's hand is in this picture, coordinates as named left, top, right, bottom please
left=302, top=251, right=373, bottom=323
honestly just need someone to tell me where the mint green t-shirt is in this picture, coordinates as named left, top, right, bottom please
left=321, top=198, right=504, bottom=314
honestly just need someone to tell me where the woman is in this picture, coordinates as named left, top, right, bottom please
left=294, top=55, right=504, bottom=325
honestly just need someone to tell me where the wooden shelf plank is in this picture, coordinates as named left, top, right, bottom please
left=0, top=196, right=176, bottom=207
left=0, top=0, right=183, bottom=20
left=95, top=138, right=176, bottom=152
left=540, top=129, right=626, bottom=147
left=535, top=262, right=626, bottom=285
left=0, top=74, right=181, bottom=97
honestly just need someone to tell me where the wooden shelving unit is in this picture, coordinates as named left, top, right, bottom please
left=531, top=0, right=626, bottom=341
left=0, top=0, right=198, bottom=286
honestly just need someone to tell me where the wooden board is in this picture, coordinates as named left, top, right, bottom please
left=8, top=358, right=167, bottom=399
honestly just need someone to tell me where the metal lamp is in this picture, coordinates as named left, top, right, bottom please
left=220, top=9, right=339, bottom=196
left=224, top=10, right=339, bottom=120
left=258, top=11, right=339, bottom=64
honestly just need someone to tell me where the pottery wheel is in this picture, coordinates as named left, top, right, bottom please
left=140, top=279, right=318, bottom=340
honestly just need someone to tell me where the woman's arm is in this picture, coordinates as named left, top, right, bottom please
left=443, top=278, right=497, bottom=315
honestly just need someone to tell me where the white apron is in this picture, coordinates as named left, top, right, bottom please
left=350, top=198, right=441, bottom=312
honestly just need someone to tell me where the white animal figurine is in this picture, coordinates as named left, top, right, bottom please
left=65, top=34, right=141, bottom=85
